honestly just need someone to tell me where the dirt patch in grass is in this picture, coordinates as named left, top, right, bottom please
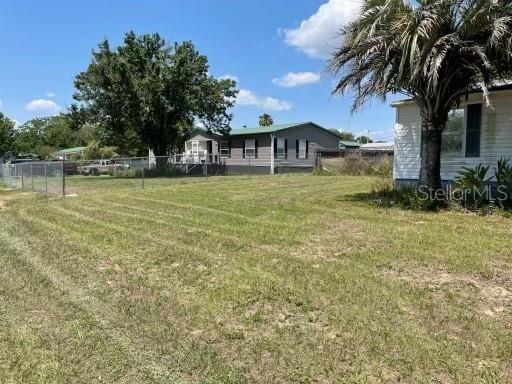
left=381, top=264, right=512, bottom=318
left=0, top=190, right=33, bottom=210
left=291, top=219, right=386, bottom=261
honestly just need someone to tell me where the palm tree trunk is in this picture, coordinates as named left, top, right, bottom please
left=418, top=123, right=443, bottom=192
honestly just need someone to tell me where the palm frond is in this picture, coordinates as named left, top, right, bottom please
left=329, top=0, right=512, bottom=114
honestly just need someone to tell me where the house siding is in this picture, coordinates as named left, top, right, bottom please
left=274, top=125, right=340, bottom=157
left=188, top=132, right=219, bottom=154
left=187, top=123, right=340, bottom=168
left=394, top=90, right=512, bottom=182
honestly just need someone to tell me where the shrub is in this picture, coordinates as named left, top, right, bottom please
left=494, top=158, right=512, bottom=209
left=312, top=168, right=336, bottom=176
left=319, top=154, right=393, bottom=177
left=134, top=166, right=184, bottom=178
left=372, top=155, right=393, bottom=177
left=368, top=179, right=437, bottom=210
left=83, top=140, right=118, bottom=160
left=454, top=164, right=492, bottom=210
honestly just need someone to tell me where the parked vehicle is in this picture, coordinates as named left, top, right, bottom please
left=78, top=159, right=128, bottom=176
left=50, top=161, right=79, bottom=176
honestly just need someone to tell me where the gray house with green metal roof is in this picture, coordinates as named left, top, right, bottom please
left=182, top=122, right=343, bottom=174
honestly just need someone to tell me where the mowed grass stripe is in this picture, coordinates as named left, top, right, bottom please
left=64, top=201, right=280, bottom=249
left=84, top=193, right=319, bottom=241
left=0, top=212, right=248, bottom=383
left=74, top=198, right=303, bottom=247
left=2, top=175, right=511, bottom=382
left=0, top=242, right=145, bottom=383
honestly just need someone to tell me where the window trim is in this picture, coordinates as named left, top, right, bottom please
left=441, top=107, right=466, bottom=158
left=276, top=137, right=286, bottom=159
left=244, top=139, right=256, bottom=159
left=220, top=141, right=230, bottom=159
left=298, top=140, right=307, bottom=159
left=465, top=103, right=482, bottom=158
left=421, top=103, right=482, bottom=160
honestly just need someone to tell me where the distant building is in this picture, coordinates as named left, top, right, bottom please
left=182, top=122, right=342, bottom=174
left=360, top=142, right=394, bottom=152
left=55, top=146, right=86, bottom=160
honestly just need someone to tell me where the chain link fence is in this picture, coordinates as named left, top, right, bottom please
left=1, top=161, right=66, bottom=195
left=1, top=154, right=316, bottom=196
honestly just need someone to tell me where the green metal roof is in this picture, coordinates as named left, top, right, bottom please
left=194, top=122, right=342, bottom=139
left=55, top=146, right=86, bottom=154
left=339, top=141, right=360, bottom=148
left=229, top=122, right=311, bottom=136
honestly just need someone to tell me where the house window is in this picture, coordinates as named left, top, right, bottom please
left=466, top=104, right=482, bottom=158
left=220, top=141, right=230, bottom=158
left=441, top=108, right=464, bottom=156
left=245, top=139, right=256, bottom=158
left=276, top=138, right=286, bottom=158
left=298, top=140, right=307, bottom=159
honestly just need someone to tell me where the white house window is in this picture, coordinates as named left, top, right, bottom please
left=245, top=139, right=256, bottom=158
left=276, top=138, right=286, bottom=158
left=442, top=108, right=464, bottom=156
left=220, top=141, right=230, bottom=158
left=298, top=140, right=307, bottom=159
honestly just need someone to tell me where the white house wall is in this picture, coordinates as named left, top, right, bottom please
left=394, top=90, right=512, bottom=182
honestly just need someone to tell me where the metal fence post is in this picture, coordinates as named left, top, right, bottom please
left=21, top=166, right=24, bottom=190
left=62, top=159, right=66, bottom=197
left=44, top=163, right=48, bottom=195
left=142, top=166, right=145, bottom=190
left=205, top=158, right=208, bottom=178
left=31, top=162, right=34, bottom=191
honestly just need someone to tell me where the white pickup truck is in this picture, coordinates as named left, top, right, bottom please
left=78, top=160, right=128, bottom=176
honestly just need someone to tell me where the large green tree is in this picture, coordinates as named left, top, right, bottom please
left=0, top=112, right=15, bottom=157
left=329, top=0, right=512, bottom=193
left=356, top=135, right=373, bottom=144
left=72, top=32, right=237, bottom=160
left=14, top=115, right=81, bottom=158
left=259, top=113, right=274, bottom=126
left=328, top=129, right=356, bottom=141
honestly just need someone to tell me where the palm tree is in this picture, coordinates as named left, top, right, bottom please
left=259, top=113, right=274, bottom=126
left=329, top=0, right=512, bottom=194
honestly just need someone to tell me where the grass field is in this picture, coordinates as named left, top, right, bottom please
left=0, top=175, right=511, bottom=383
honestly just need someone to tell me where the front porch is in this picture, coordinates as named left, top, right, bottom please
left=176, top=139, right=315, bottom=170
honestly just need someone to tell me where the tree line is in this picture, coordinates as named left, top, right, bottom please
left=0, top=113, right=95, bottom=159
left=1, top=31, right=237, bottom=161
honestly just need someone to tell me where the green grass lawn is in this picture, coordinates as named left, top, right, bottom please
left=64, top=173, right=206, bottom=195
left=0, top=175, right=511, bottom=383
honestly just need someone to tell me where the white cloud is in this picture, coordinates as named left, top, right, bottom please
left=282, top=0, right=362, bottom=59
left=25, top=99, right=60, bottom=114
left=219, top=74, right=239, bottom=82
left=46, top=92, right=56, bottom=98
left=236, top=89, right=293, bottom=111
left=272, top=72, right=321, bottom=88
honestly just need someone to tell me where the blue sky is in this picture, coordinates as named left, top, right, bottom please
left=0, top=0, right=401, bottom=141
